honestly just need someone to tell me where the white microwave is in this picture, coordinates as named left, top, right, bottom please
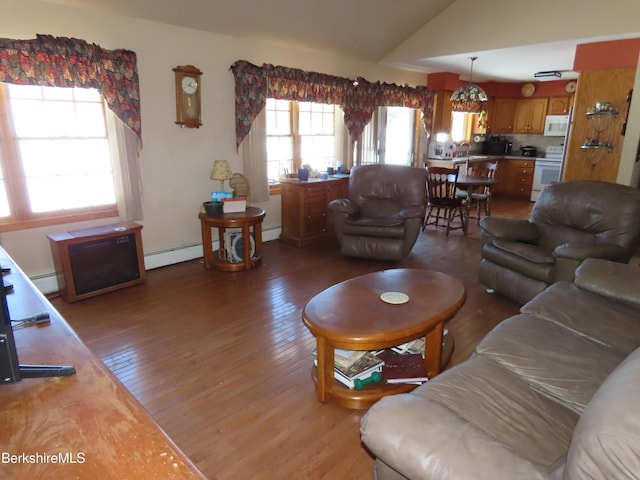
left=544, top=115, right=570, bottom=136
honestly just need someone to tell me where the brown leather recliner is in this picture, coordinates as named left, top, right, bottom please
left=328, top=164, right=427, bottom=261
left=479, top=180, right=640, bottom=304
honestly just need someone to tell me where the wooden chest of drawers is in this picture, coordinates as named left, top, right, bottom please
left=279, top=176, right=349, bottom=247
left=508, top=159, right=536, bottom=198
left=493, top=158, right=535, bottom=199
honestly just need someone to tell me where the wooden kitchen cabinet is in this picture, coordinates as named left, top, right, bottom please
left=513, top=98, right=548, bottom=134
left=431, top=90, right=453, bottom=134
left=488, top=98, right=516, bottom=133
left=279, top=176, right=349, bottom=247
left=547, top=96, right=573, bottom=115
left=495, top=159, right=536, bottom=198
left=472, top=98, right=493, bottom=135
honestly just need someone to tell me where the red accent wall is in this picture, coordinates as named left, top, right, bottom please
left=574, top=38, right=640, bottom=72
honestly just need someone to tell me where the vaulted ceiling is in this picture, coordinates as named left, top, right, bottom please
left=43, top=0, right=640, bottom=83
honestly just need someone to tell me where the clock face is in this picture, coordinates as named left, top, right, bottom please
left=181, top=76, right=198, bottom=94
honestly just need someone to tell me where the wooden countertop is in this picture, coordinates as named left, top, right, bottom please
left=0, top=248, right=205, bottom=480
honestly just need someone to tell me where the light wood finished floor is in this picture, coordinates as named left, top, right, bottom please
left=50, top=198, right=533, bottom=480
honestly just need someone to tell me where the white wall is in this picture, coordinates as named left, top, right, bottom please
left=1, top=0, right=426, bottom=281
left=618, top=52, right=640, bottom=187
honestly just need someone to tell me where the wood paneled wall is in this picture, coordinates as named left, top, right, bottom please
left=564, top=68, right=636, bottom=182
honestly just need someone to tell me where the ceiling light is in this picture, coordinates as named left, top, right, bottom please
left=534, top=70, right=562, bottom=79
left=450, top=57, right=488, bottom=114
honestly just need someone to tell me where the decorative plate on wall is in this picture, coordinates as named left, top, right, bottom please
left=521, top=83, right=536, bottom=97
left=565, top=80, right=577, bottom=93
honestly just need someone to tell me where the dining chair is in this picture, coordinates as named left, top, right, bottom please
left=456, top=160, right=498, bottom=224
left=423, top=166, right=467, bottom=236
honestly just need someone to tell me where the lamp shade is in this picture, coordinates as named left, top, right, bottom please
left=450, top=56, right=488, bottom=114
left=210, top=160, right=233, bottom=181
left=450, top=84, right=488, bottom=113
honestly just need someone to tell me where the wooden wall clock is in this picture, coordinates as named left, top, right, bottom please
left=173, top=65, right=203, bottom=128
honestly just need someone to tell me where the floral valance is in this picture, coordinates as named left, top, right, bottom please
left=0, top=34, right=141, bottom=140
left=230, top=60, right=434, bottom=148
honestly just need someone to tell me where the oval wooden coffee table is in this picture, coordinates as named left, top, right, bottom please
left=302, top=268, right=466, bottom=409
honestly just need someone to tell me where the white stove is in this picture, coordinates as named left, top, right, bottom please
left=543, top=145, right=565, bottom=163
left=530, top=145, right=565, bottom=202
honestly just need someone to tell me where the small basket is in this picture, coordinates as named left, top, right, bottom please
left=203, top=201, right=224, bottom=217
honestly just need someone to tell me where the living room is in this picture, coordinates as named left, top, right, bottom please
left=2, top=1, right=640, bottom=479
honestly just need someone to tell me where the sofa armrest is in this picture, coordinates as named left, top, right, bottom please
left=553, top=242, right=628, bottom=262
left=574, top=258, right=640, bottom=309
left=328, top=198, right=357, bottom=216
left=479, top=216, right=539, bottom=243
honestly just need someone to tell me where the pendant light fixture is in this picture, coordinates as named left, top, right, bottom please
left=450, top=56, right=488, bottom=113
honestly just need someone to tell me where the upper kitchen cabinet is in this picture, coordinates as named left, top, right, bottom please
left=488, top=98, right=516, bottom=133
left=513, top=98, right=548, bottom=134
left=472, top=98, right=493, bottom=135
left=547, top=96, right=573, bottom=115
left=432, top=90, right=453, bottom=134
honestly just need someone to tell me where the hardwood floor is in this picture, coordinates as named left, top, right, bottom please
left=50, top=198, right=533, bottom=480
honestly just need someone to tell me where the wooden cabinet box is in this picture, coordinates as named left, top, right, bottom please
left=488, top=98, right=516, bottom=133
left=498, top=159, right=536, bottom=198
left=48, top=222, right=145, bottom=302
left=547, top=96, right=573, bottom=115
left=431, top=90, right=453, bottom=134
left=279, top=177, right=349, bottom=247
left=513, top=98, right=548, bottom=134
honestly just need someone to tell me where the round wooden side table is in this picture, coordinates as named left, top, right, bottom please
left=198, top=207, right=265, bottom=271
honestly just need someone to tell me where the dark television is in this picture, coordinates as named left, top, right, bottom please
left=0, top=272, right=75, bottom=383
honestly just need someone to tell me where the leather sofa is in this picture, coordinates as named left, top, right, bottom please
left=361, top=258, right=640, bottom=480
left=479, top=180, right=640, bottom=304
left=328, top=164, right=427, bottom=261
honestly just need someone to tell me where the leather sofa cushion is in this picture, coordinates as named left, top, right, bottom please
left=476, top=314, right=626, bottom=414
left=342, top=218, right=405, bottom=239
left=522, top=282, right=640, bottom=355
left=340, top=236, right=405, bottom=261
left=362, top=355, right=578, bottom=480
left=564, top=346, right=640, bottom=480
left=493, top=239, right=555, bottom=264
left=359, top=197, right=403, bottom=218
left=482, top=243, right=556, bottom=283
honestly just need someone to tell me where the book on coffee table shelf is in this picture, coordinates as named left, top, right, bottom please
left=379, top=349, right=429, bottom=385
left=390, top=329, right=449, bottom=356
left=312, top=350, right=385, bottom=389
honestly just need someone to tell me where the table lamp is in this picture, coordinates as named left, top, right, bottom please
left=210, top=160, right=233, bottom=190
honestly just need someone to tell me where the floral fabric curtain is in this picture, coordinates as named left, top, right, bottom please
left=0, top=34, right=141, bottom=140
left=230, top=60, right=434, bottom=148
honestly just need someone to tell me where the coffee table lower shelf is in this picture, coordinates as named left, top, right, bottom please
left=311, top=334, right=454, bottom=410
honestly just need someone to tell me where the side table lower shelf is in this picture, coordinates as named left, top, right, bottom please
left=311, top=333, right=454, bottom=410
left=199, top=207, right=265, bottom=272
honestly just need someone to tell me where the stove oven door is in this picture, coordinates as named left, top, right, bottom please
left=530, top=160, right=562, bottom=202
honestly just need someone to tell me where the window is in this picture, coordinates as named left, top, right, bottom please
left=360, top=106, right=419, bottom=165
left=266, top=99, right=336, bottom=181
left=0, top=83, right=117, bottom=231
left=450, top=112, right=474, bottom=143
